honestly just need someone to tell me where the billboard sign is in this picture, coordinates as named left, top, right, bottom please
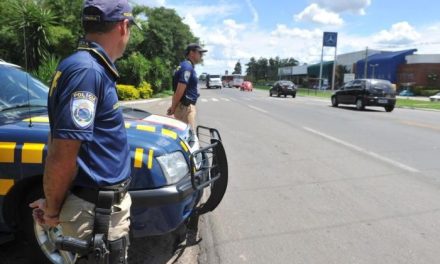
left=323, top=32, right=337, bottom=47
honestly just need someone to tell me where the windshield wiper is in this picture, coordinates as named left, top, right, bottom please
left=0, top=104, right=47, bottom=112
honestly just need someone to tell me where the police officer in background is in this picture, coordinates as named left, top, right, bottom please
left=29, top=0, right=140, bottom=263
left=167, top=43, right=207, bottom=131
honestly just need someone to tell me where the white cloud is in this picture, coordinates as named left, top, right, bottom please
left=271, top=24, right=322, bottom=39
left=173, top=3, right=238, bottom=20
left=134, top=0, right=166, bottom=7
left=294, top=4, right=344, bottom=26
left=373, top=22, right=421, bottom=45
left=313, top=0, right=371, bottom=15
left=245, top=0, right=259, bottom=24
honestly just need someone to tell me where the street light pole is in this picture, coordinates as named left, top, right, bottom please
left=370, top=64, right=379, bottom=79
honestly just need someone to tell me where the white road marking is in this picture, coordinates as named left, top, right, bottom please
left=201, top=98, right=208, bottom=102
left=212, top=98, right=219, bottom=102
left=247, top=104, right=268, bottom=114
left=303, top=127, right=420, bottom=173
left=221, top=98, right=231, bottom=101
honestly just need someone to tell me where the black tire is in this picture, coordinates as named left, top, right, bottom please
left=277, top=92, right=281, bottom=97
left=18, top=184, right=52, bottom=264
left=331, top=96, right=338, bottom=107
left=292, top=93, right=296, bottom=98
left=355, top=98, right=365, bottom=110
left=269, top=92, right=272, bottom=97
left=284, top=94, right=287, bottom=98
left=385, top=105, right=394, bottom=112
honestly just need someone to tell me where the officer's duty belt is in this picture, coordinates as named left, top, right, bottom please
left=71, top=179, right=130, bottom=205
left=181, top=97, right=196, bottom=106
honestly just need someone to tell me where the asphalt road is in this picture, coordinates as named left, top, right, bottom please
left=188, top=87, right=440, bottom=264
left=2, top=88, right=439, bottom=263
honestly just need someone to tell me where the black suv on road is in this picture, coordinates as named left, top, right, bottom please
left=331, top=79, right=396, bottom=112
left=269, top=80, right=297, bottom=98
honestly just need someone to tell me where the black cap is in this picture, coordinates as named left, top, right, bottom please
left=185, top=43, right=208, bottom=55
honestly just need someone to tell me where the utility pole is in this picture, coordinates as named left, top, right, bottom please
left=363, top=47, right=368, bottom=78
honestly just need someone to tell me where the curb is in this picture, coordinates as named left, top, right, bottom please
left=120, top=98, right=164, bottom=105
left=397, top=106, right=440, bottom=112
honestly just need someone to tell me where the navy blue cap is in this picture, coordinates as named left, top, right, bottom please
left=185, top=43, right=208, bottom=55
left=82, top=0, right=141, bottom=29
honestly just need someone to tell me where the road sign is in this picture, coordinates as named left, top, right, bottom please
left=323, top=32, right=337, bottom=47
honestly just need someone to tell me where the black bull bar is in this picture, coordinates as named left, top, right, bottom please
left=190, top=125, right=228, bottom=214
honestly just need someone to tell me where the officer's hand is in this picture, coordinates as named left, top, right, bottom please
left=29, top=199, right=60, bottom=227
left=167, top=106, right=175, bottom=116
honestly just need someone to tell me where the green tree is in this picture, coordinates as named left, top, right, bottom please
left=233, top=61, right=242, bottom=74
left=8, top=0, right=57, bottom=70
left=246, top=57, right=257, bottom=82
left=117, top=52, right=150, bottom=87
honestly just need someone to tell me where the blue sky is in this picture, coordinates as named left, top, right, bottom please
left=133, top=0, right=440, bottom=74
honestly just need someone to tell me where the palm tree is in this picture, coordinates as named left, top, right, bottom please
left=8, top=0, right=57, bottom=70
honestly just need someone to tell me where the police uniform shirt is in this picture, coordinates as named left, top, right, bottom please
left=48, top=40, right=131, bottom=188
left=173, top=60, right=199, bottom=103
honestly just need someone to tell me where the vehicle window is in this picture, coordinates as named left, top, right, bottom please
left=343, top=81, right=353, bottom=90
left=279, top=81, right=293, bottom=86
left=209, top=75, right=220, bottom=78
left=368, top=80, right=393, bottom=93
left=352, top=80, right=362, bottom=89
left=0, top=66, right=48, bottom=111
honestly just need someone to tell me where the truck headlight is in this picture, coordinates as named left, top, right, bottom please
left=157, top=151, right=189, bottom=184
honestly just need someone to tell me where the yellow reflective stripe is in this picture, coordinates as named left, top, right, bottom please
left=137, top=125, right=156, bottom=132
left=0, top=142, right=16, bottom=163
left=22, top=143, right=45, bottom=164
left=134, top=148, right=143, bottom=168
left=49, top=71, right=62, bottom=96
left=22, top=116, right=49, bottom=123
left=77, top=47, right=119, bottom=78
left=148, top=149, right=154, bottom=169
left=180, top=141, right=189, bottom=152
left=0, top=179, right=14, bottom=195
left=125, top=122, right=131, bottom=129
left=162, top=129, right=177, bottom=140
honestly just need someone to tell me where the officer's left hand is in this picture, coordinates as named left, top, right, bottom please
left=29, top=199, right=60, bottom=227
left=167, top=106, right=175, bottom=116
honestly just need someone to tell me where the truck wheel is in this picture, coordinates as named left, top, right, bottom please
left=331, top=96, right=338, bottom=107
left=385, top=105, right=394, bottom=112
left=356, top=98, right=365, bottom=110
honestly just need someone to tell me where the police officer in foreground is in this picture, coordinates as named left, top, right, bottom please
left=167, top=43, right=207, bottom=131
left=29, top=0, right=139, bottom=263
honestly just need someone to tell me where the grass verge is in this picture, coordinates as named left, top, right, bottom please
left=396, top=98, right=440, bottom=110
left=152, top=89, right=174, bottom=98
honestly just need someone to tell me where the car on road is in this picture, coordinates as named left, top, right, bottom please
left=399, top=89, right=415, bottom=96
left=240, top=81, right=253, bottom=91
left=429, top=92, right=440, bottom=102
left=269, top=80, right=297, bottom=98
left=207, top=74, right=222, bottom=89
left=331, top=79, right=396, bottom=112
left=0, top=61, right=228, bottom=263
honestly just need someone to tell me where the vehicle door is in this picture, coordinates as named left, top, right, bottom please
left=347, top=80, right=363, bottom=104
left=337, top=81, right=352, bottom=103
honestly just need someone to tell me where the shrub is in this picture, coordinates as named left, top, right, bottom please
left=138, top=81, right=153, bottom=99
left=32, top=55, right=60, bottom=85
left=116, top=84, right=140, bottom=100
left=116, top=52, right=150, bottom=87
left=420, top=90, right=440, bottom=96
